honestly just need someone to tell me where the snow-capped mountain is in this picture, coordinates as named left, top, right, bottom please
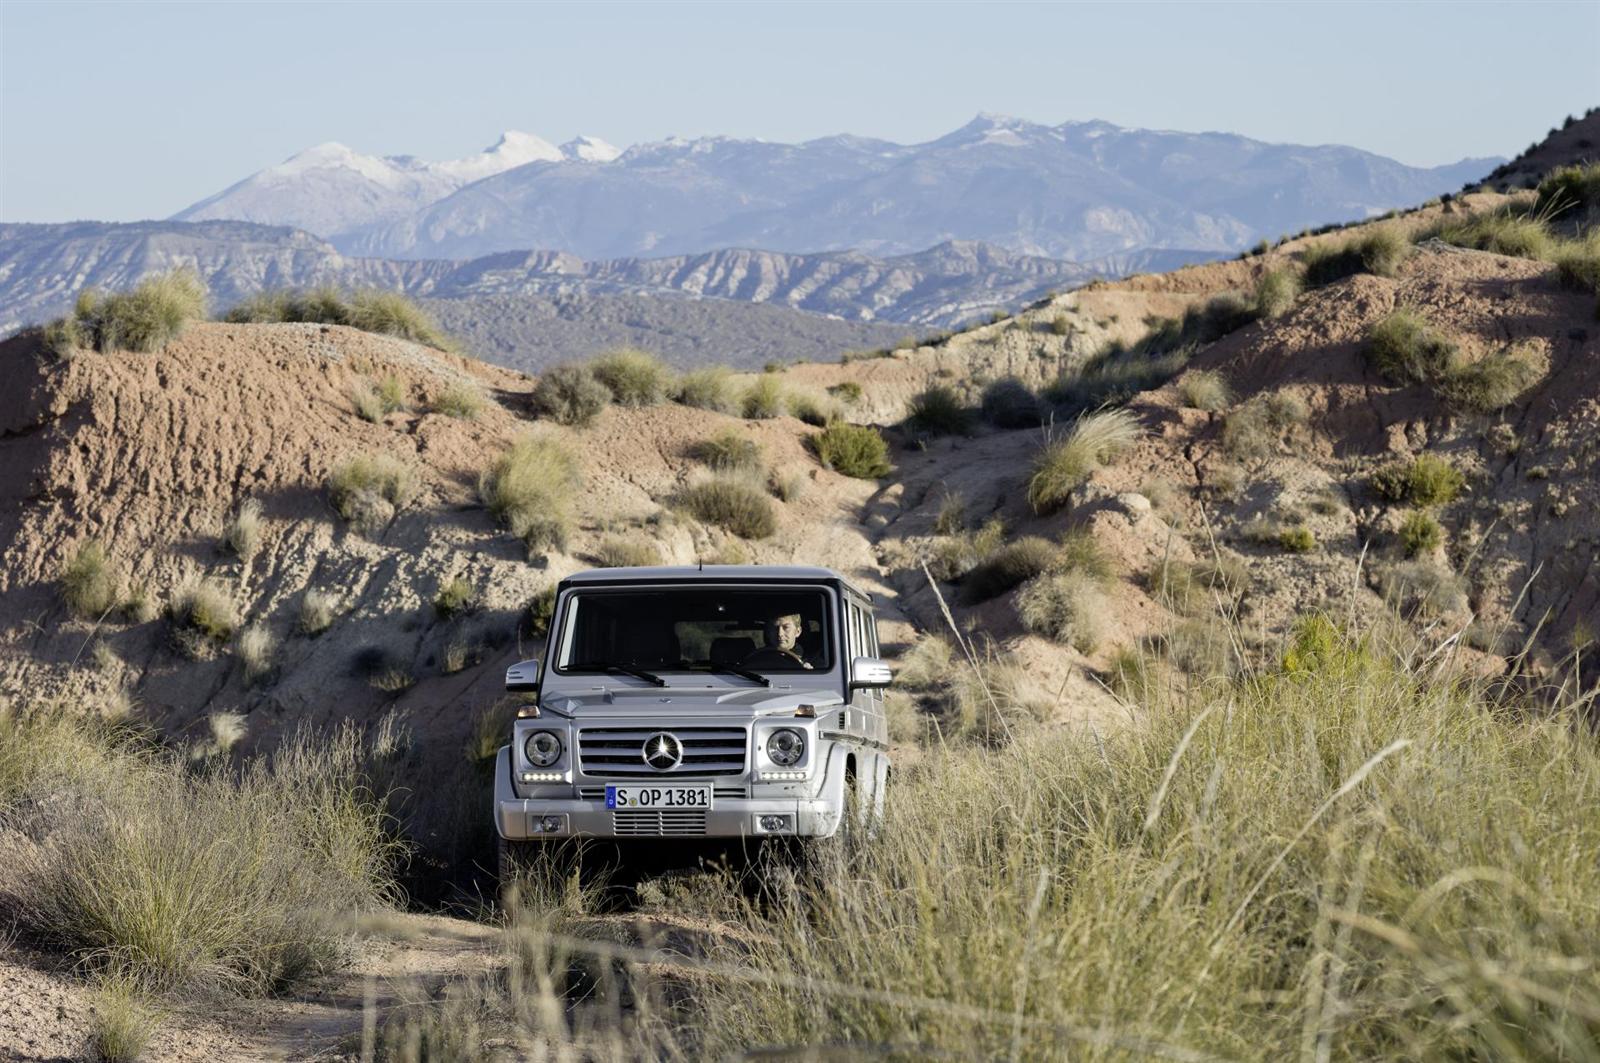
left=173, top=131, right=616, bottom=235
left=171, top=115, right=1498, bottom=265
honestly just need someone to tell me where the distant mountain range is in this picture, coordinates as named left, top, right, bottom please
left=172, top=115, right=1499, bottom=263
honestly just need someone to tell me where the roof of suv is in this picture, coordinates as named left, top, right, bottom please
left=558, top=565, right=872, bottom=601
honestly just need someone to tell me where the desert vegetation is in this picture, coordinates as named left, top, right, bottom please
left=225, top=286, right=452, bottom=348
left=532, top=363, right=612, bottom=427
left=1027, top=409, right=1141, bottom=514
left=60, top=540, right=120, bottom=619
left=1300, top=226, right=1409, bottom=286
left=327, top=453, right=420, bottom=534
left=674, top=477, right=777, bottom=539
left=590, top=348, right=670, bottom=407
left=45, top=269, right=208, bottom=355
left=807, top=421, right=891, bottom=479
left=478, top=434, right=581, bottom=553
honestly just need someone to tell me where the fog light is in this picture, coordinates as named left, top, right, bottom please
left=759, top=814, right=792, bottom=832
left=540, top=815, right=565, bottom=833
left=520, top=771, right=563, bottom=783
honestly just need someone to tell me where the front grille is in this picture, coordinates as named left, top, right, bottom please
left=612, top=809, right=708, bottom=836
left=581, top=786, right=746, bottom=800
left=576, top=727, right=747, bottom=778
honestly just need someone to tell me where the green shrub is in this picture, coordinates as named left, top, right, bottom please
left=785, top=388, right=841, bottom=427
left=1050, top=312, right=1073, bottom=336
left=62, top=541, right=120, bottom=619
left=327, top=454, right=419, bottom=533
left=1278, top=525, right=1317, bottom=553
left=904, top=384, right=972, bottom=436
left=532, top=364, right=611, bottom=427
left=1017, top=570, right=1106, bottom=652
left=48, top=269, right=208, bottom=354
left=1423, top=211, right=1555, bottom=259
left=675, top=477, right=777, bottom=539
left=675, top=366, right=738, bottom=412
left=590, top=348, right=670, bottom=407
left=828, top=381, right=865, bottom=404
left=1301, top=227, right=1409, bottom=286
left=591, top=535, right=663, bottom=568
left=430, top=381, right=486, bottom=420
left=1027, top=409, right=1141, bottom=514
left=1178, top=369, right=1233, bottom=412
left=524, top=586, right=557, bottom=638
left=1553, top=231, right=1600, bottom=294
left=478, top=434, right=581, bottom=553
left=979, top=377, right=1043, bottom=428
left=1365, top=310, right=1459, bottom=384
left=432, top=577, right=477, bottom=618
left=1253, top=267, right=1301, bottom=319
left=1438, top=342, right=1549, bottom=412
left=346, top=290, right=450, bottom=347
left=1535, top=163, right=1600, bottom=222
left=1371, top=455, right=1464, bottom=507
left=962, top=537, right=1058, bottom=603
left=1399, top=511, right=1443, bottom=556
left=808, top=422, right=891, bottom=479
left=1279, top=615, right=1355, bottom=675
left=691, top=429, right=763, bottom=473
left=167, top=578, right=238, bottom=658
left=741, top=374, right=786, bottom=420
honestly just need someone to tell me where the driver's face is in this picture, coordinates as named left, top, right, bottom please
left=774, top=615, right=801, bottom=650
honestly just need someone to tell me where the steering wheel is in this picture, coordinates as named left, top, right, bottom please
left=739, top=646, right=804, bottom=669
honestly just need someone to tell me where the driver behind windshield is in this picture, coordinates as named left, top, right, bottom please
left=744, top=611, right=815, bottom=670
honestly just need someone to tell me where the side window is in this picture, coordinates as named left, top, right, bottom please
left=867, top=611, right=879, bottom=656
left=845, top=603, right=860, bottom=660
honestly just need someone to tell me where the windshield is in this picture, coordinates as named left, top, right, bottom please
left=555, top=587, right=833, bottom=676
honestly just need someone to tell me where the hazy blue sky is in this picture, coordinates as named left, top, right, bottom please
left=2, top=0, right=1595, bottom=222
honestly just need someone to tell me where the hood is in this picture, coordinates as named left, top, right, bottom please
left=540, top=681, right=844, bottom=720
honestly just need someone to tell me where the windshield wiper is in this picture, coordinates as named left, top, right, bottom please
left=701, top=664, right=772, bottom=688
left=567, top=662, right=667, bottom=687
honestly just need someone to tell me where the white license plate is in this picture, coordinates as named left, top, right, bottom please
left=605, top=784, right=712, bottom=810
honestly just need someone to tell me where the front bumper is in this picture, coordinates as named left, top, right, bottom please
left=493, top=749, right=843, bottom=840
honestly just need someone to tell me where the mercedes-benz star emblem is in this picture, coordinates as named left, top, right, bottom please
left=642, top=732, right=682, bottom=771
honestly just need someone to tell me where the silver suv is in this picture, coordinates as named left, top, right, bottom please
left=494, top=565, right=891, bottom=872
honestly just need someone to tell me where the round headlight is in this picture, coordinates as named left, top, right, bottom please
left=524, top=730, right=562, bottom=768
left=766, top=728, right=805, bottom=767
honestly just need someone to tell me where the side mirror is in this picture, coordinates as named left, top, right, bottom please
left=505, top=659, right=540, bottom=692
left=849, top=656, right=892, bottom=689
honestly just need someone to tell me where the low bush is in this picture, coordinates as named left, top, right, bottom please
left=1399, top=510, right=1443, bottom=556
left=1534, top=162, right=1600, bottom=222
left=1365, top=310, right=1460, bottom=384
left=1379, top=559, right=1469, bottom=615
left=1553, top=231, right=1600, bottom=294
left=590, top=348, right=670, bottom=407
left=1438, top=342, right=1549, bottom=412
left=1056, top=528, right=1115, bottom=583
left=691, top=429, right=763, bottom=473
left=224, top=498, right=264, bottom=562
left=1423, top=210, right=1556, bottom=259
left=904, top=384, right=972, bottom=436
left=675, top=366, right=738, bottom=412
left=10, top=715, right=397, bottom=995
left=1253, top=267, right=1301, bottom=319
left=741, top=374, right=786, bottom=420
left=1370, top=455, right=1464, bottom=507
left=532, top=364, right=611, bottom=427
left=979, top=377, right=1043, bottom=428
left=62, top=541, right=120, bottom=619
left=327, top=454, right=419, bottom=534
left=591, top=535, right=663, bottom=568
left=167, top=578, right=238, bottom=659
left=1027, top=409, right=1141, bottom=514
left=524, top=586, right=557, bottom=638
left=808, top=422, right=891, bottom=479
left=785, top=388, right=841, bottom=427
left=675, top=477, right=777, bottom=539
left=1301, top=227, right=1409, bottom=286
left=1017, top=570, right=1106, bottom=652
left=478, top=434, right=581, bottom=553
left=827, top=380, right=864, bottom=404
left=298, top=589, right=339, bottom=636
left=1221, top=390, right=1309, bottom=460
left=770, top=471, right=807, bottom=502
left=961, top=537, right=1058, bottom=603
left=47, top=269, right=208, bottom=356
left=430, top=381, right=486, bottom=420
left=228, top=287, right=450, bottom=347
left=432, top=577, right=478, bottom=618
left=1278, top=525, right=1317, bottom=553
left=927, top=518, right=1005, bottom=582
left=1177, top=369, right=1233, bottom=411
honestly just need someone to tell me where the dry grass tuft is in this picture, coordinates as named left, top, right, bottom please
left=1178, top=369, right=1233, bottom=412
left=298, top=589, right=340, bottom=637
left=432, top=577, right=478, bottom=619
left=691, top=429, right=763, bottom=473
left=1027, top=409, right=1141, bottom=514
left=430, top=381, right=487, bottom=420
left=675, top=477, right=777, bottom=539
left=62, top=541, right=120, bottom=619
left=675, top=366, right=738, bottom=413
left=167, top=579, right=238, bottom=659
left=478, top=434, right=580, bottom=554
left=224, top=499, right=263, bottom=562
left=590, top=348, right=670, bottom=407
left=533, top=364, right=611, bottom=427
left=236, top=624, right=275, bottom=685
left=741, top=374, right=786, bottom=420
left=327, top=454, right=419, bottom=534
left=1017, top=570, right=1107, bottom=651
left=46, top=269, right=208, bottom=355
left=591, top=535, right=663, bottom=568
